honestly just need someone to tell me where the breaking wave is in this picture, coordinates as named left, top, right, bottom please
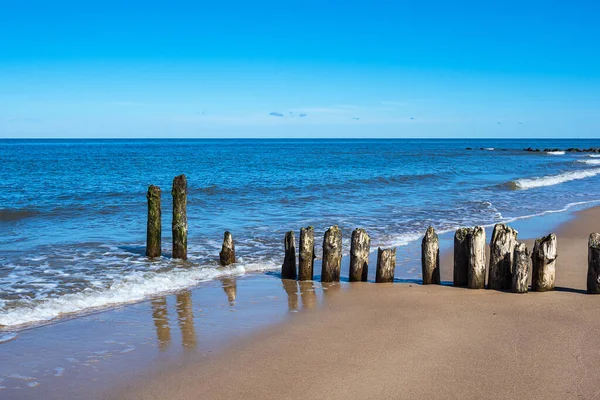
left=508, top=168, right=600, bottom=190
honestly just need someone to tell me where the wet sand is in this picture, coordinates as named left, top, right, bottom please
left=113, top=206, right=600, bottom=400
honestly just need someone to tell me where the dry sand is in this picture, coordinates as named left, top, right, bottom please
left=112, top=207, right=600, bottom=400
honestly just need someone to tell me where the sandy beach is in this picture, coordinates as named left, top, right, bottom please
left=111, top=206, right=600, bottom=400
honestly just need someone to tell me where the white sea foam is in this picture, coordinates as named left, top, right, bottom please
left=512, top=168, right=600, bottom=190
left=577, top=159, right=600, bottom=165
left=589, top=154, right=600, bottom=158
left=0, top=261, right=277, bottom=328
left=546, top=151, right=565, bottom=155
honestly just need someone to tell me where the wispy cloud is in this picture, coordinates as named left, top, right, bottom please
left=269, top=112, right=284, bottom=117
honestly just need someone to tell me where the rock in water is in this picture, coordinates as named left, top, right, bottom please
left=587, top=233, right=600, bottom=294
left=488, top=224, right=518, bottom=290
left=298, top=226, right=315, bottom=281
left=219, top=231, right=235, bottom=266
left=376, top=247, right=396, bottom=283
left=321, top=225, right=342, bottom=282
left=531, top=233, right=557, bottom=292
left=468, top=226, right=486, bottom=289
left=512, top=242, right=530, bottom=293
left=453, top=228, right=472, bottom=287
left=349, top=228, right=370, bottom=282
left=282, top=231, right=297, bottom=279
left=171, top=175, right=188, bottom=260
left=146, top=185, right=162, bottom=258
left=421, top=226, right=440, bottom=285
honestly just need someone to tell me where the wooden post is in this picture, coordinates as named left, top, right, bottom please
left=468, top=226, right=486, bottom=289
left=219, top=231, right=235, bottom=266
left=587, top=233, right=600, bottom=294
left=298, top=226, right=315, bottom=281
left=171, top=175, right=188, bottom=260
left=349, top=228, right=370, bottom=282
left=512, top=242, right=530, bottom=293
left=146, top=185, right=162, bottom=258
left=531, top=233, right=557, bottom=292
left=488, top=224, right=518, bottom=290
left=282, top=231, right=297, bottom=279
left=453, top=228, right=471, bottom=287
left=376, top=247, right=396, bottom=283
left=421, top=226, right=440, bottom=285
left=321, top=225, right=342, bottom=282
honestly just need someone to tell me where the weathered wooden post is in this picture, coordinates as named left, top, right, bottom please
left=298, top=226, right=315, bottom=281
left=421, top=226, right=440, bottom=285
left=488, top=224, right=518, bottom=290
left=349, top=228, right=370, bottom=282
left=453, top=228, right=471, bottom=287
left=587, top=233, right=600, bottom=294
left=512, top=242, right=530, bottom=293
left=282, top=231, right=297, bottom=279
left=468, top=226, right=486, bottom=289
left=219, top=231, right=235, bottom=266
left=375, top=247, right=396, bottom=283
left=146, top=185, right=162, bottom=258
left=321, top=225, right=342, bottom=282
left=531, top=233, right=557, bottom=292
left=171, top=174, right=188, bottom=260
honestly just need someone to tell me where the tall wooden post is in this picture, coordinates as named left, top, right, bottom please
left=453, top=228, right=471, bottom=287
left=171, top=174, right=188, bottom=260
left=587, top=233, right=600, bottom=294
left=488, top=224, right=518, bottom=290
left=421, top=226, right=440, bottom=285
left=282, top=231, right=297, bottom=279
left=375, top=247, right=396, bottom=283
left=531, top=233, right=557, bottom=292
left=512, top=242, right=530, bottom=293
left=219, top=231, right=236, bottom=266
left=298, top=226, right=315, bottom=281
left=146, top=185, right=162, bottom=258
left=468, top=226, right=486, bottom=289
left=349, top=228, right=370, bottom=282
left=321, top=225, right=342, bottom=282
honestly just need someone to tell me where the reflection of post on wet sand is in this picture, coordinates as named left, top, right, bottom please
left=220, top=277, right=237, bottom=305
left=151, top=297, right=171, bottom=351
left=281, top=279, right=299, bottom=311
left=321, top=282, right=341, bottom=299
left=176, top=291, right=197, bottom=348
left=298, top=281, right=317, bottom=310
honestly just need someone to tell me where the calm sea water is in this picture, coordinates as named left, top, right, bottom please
left=1, top=138, right=600, bottom=328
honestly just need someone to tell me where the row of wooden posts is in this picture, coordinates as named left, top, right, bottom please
left=146, top=175, right=600, bottom=294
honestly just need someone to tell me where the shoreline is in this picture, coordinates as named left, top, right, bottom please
left=1, top=203, right=599, bottom=399
left=111, top=206, right=600, bottom=400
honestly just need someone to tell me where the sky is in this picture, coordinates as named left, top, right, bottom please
left=1, top=0, right=599, bottom=138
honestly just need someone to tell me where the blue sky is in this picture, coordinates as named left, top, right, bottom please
left=1, top=1, right=599, bottom=138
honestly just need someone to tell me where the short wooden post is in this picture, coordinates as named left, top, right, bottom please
left=421, top=226, right=440, bottom=285
left=468, top=226, right=486, bottom=289
left=298, top=226, right=315, bottom=281
left=587, top=233, right=600, bottom=294
left=282, top=231, right=297, bottom=279
left=375, top=247, right=396, bottom=283
left=219, top=231, right=235, bottom=266
left=453, top=228, right=471, bottom=287
left=531, top=233, right=557, bottom=292
left=512, top=242, right=530, bottom=293
left=146, top=185, right=162, bottom=258
left=488, top=224, right=518, bottom=290
left=321, top=225, right=342, bottom=282
left=171, top=174, right=188, bottom=260
left=349, top=228, right=370, bottom=282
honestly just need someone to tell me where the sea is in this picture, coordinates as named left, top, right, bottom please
left=1, top=138, right=600, bottom=329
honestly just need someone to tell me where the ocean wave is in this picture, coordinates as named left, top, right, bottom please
left=0, top=261, right=277, bottom=328
left=578, top=159, right=600, bottom=165
left=508, top=168, right=600, bottom=190
left=588, top=155, right=600, bottom=158
left=546, top=151, right=565, bottom=155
